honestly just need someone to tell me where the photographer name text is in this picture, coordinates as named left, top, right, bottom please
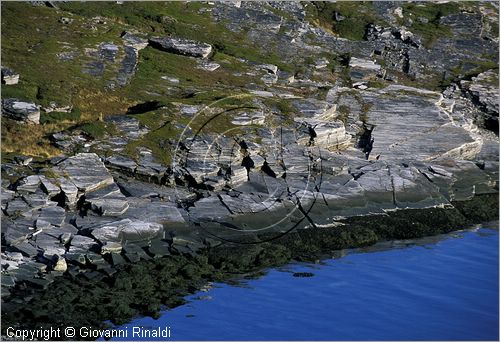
left=6, top=326, right=172, bottom=340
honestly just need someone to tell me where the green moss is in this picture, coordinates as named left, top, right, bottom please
left=305, top=1, right=384, bottom=41
left=124, top=94, right=257, bottom=164
left=1, top=2, right=121, bottom=108
left=437, top=58, right=499, bottom=91
left=490, top=20, right=499, bottom=38
left=124, top=122, right=180, bottom=165
left=276, top=100, right=296, bottom=116
left=123, top=47, right=256, bottom=103
left=44, top=168, right=61, bottom=180
left=1, top=82, right=39, bottom=103
left=78, top=121, right=108, bottom=139
left=367, top=78, right=386, bottom=89
left=401, top=2, right=461, bottom=48
left=40, top=108, right=81, bottom=125
left=59, top=1, right=295, bottom=73
left=336, top=104, right=351, bottom=123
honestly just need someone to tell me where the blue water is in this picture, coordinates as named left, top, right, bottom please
left=111, top=224, right=499, bottom=341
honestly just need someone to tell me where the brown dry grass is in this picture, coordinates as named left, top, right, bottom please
left=74, top=89, right=135, bottom=121
left=1, top=119, right=63, bottom=159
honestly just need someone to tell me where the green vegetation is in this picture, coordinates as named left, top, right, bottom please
left=0, top=1, right=301, bottom=160
left=1, top=1, right=497, bottom=161
left=78, top=121, right=110, bottom=139
left=304, top=1, right=383, bottom=41
left=336, top=105, right=351, bottom=123
left=122, top=93, right=257, bottom=164
left=40, top=108, right=81, bottom=124
left=367, top=78, right=387, bottom=89
left=58, top=1, right=295, bottom=72
left=400, top=2, right=460, bottom=48
left=436, top=58, right=499, bottom=91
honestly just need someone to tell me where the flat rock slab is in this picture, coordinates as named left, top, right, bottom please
left=85, top=183, right=129, bottom=216
left=36, top=206, right=66, bottom=227
left=57, top=153, right=114, bottom=192
left=360, top=86, right=481, bottom=162
left=91, top=219, right=163, bottom=244
left=126, top=199, right=186, bottom=225
left=149, top=37, right=212, bottom=58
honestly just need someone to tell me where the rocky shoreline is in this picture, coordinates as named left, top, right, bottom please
left=2, top=192, right=498, bottom=340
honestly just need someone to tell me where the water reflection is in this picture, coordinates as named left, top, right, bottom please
left=111, top=222, right=499, bottom=341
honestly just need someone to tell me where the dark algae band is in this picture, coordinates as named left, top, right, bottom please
left=2, top=194, right=497, bottom=341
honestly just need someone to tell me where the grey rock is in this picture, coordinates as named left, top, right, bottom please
left=66, top=235, right=98, bottom=264
left=121, top=32, right=148, bottom=50
left=1, top=66, right=19, bottom=85
left=197, top=60, right=220, bottom=71
left=57, top=153, right=114, bottom=192
left=123, top=244, right=151, bottom=262
left=43, top=102, right=72, bottom=113
left=149, top=37, right=213, bottom=58
left=36, top=206, right=66, bottom=227
left=5, top=198, right=31, bottom=217
left=91, top=219, right=163, bottom=244
left=188, top=196, right=231, bottom=222
left=231, top=110, right=265, bottom=126
left=161, top=75, right=180, bottom=84
left=59, top=17, right=73, bottom=24
left=1, top=188, right=15, bottom=209
left=115, top=46, right=138, bottom=87
left=462, top=69, right=499, bottom=116
left=85, top=183, right=129, bottom=216
left=85, top=253, right=109, bottom=269
left=14, top=156, right=33, bottom=166
left=258, top=63, right=278, bottom=74
left=58, top=178, right=79, bottom=208
left=110, top=252, right=126, bottom=266
left=352, top=86, right=482, bottom=162
left=39, top=175, right=60, bottom=196
left=126, top=199, right=186, bottom=225
left=2, top=98, right=40, bottom=124
left=69, top=235, right=97, bottom=248
left=2, top=258, right=21, bottom=271
left=60, top=232, right=73, bottom=244
left=2, top=219, right=32, bottom=245
left=101, top=241, right=122, bottom=254
left=261, top=73, right=278, bottom=84
left=12, top=242, right=39, bottom=257
left=15, top=175, right=41, bottom=194
left=148, top=239, right=171, bottom=257
left=105, top=155, right=137, bottom=174
left=4, top=251, right=24, bottom=262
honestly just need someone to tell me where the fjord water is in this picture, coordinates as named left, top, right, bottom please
left=116, top=224, right=499, bottom=341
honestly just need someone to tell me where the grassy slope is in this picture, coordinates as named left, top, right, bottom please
left=1, top=1, right=497, bottom=161
left=0, top=2, right=262, bottom=160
